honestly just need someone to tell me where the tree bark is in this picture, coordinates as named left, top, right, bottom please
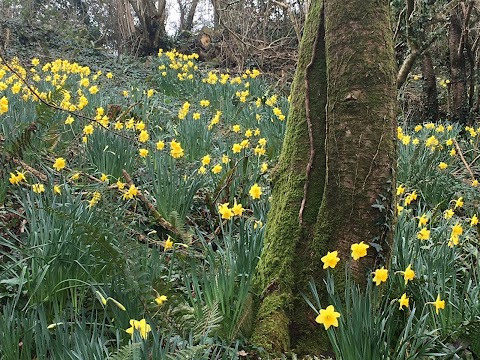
left=211, top=0, right=222, bottom=29
left=422, top=51, right=439, bottom=121
left=449, top=4, right=468, bottom=123
left=252, top=0, right=327, bottom=353
left=127, top=0, right=167, bottom=55
left=184, top=0, right=200, bottom=32
left=253, top=0, right=396, bottom=355
left=317, top=0, right=396, bottom=288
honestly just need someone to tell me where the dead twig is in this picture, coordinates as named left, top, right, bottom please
left=122, top=169, right=192, bottom=244
left=0, top=49, right=138, bottom=142
left=454, top=138, right=475, bottom=180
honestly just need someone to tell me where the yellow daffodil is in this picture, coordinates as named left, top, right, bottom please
left=88, top=85, right=99, bottom=94
left=401, top=135, right=411, bottom=145
left=126, top=319, right=151, bottom=339
left=372, top=266, right=388, bottom=286
left=202, top=154, right=211, bottom=166
left=351, top=241, right=369, bottom=260
left=397, top=204, right=404, bottom=215
left=116, top=180, right=126, bottom=190
left=428, top=294, right=445, bottom=314
left=261, top=162, right=268, bottom=173
left=398, top=293, right=409, bottom=310
left=444, top=209, right=454, bottom=219
left=218, top=203, right=234, bottom=220
left=417, top=227, right=430, bottom=241
left=232, top=199, right=244, bottom=216
left=470, top=215, right=478, bottom=226
left=400, top=264, right=415, bottom=285
left=315, top=305, right=341, bottom=330
left=155, top=295, right=167, bottom=306
left=232, top=143, right=242, bottom=153
left=32, top=183, right=45, bottom=193
left=123, top=184, right=138, bottom=200
left=425, top=135, right=439, bottom=149
left=170, top=140, right=184, bottom=159
left=451, top=223, right=463, bottom=238
left=417, top=214, right=428, bottom=227
left=404, top=191, right=417, bottom=206
left=211, top=164, right=222, bottom=174
left=164, top=236, right=174, bottom=251
left=249, top=183, right=262, bottom=199
left=138, top=130, right=149, bottom=143
left=321, top=251, right=340, bottom=269
left=83, top=124, right=94, bottom=135
left=454, top=197, right=464, bottom=209
left=9, top=171, right=26, bottom=185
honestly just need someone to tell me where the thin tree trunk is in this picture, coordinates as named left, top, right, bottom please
left=127, top=0, right=166, bottom=55
left=212, top=0, right=222, bottom=29
left=422, top=51, right=439, bottom=121
left=449, top=5, right=468, bottom=123
left=177, top=0, right=186, bottom=31
left=184, top=0, right=200, bottom=31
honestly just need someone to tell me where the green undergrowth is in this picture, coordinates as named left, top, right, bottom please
left=0, top=44, right=480, bottom=360
left=0, top=48, right=285, bottom=359
left=305, top=122, right=480, bottom=359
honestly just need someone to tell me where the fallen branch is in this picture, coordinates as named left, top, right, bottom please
left=13, top=159, right=47, bottom=182
left=122, top=169, right=192, bottom=244
left=454, top=138, right=475, bottom=180
left=0, top=49, right=138, bottom=142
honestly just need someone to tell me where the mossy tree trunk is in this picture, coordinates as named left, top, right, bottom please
left=252, top=0, right=396, bottom=356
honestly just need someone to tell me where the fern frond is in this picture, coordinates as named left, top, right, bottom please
left=109, top=343, right=142, bottom=360
left=168, top=210, right=185, bottom=232
left=192, top=302, right=223, bottom=342
left=6, top=122, right=37, bottom=159
left=170, top=302, right=223, bottom=342
left=165, top=345, right=209, bottom=360
left=231, top=293, right=254, bottom=339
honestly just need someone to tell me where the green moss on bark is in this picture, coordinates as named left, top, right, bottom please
left=312, top=0, right=397, bottom=310
left=252, top=0, right=327, bottom=355
left=252, top=0, right=396, bottom=356
left=316, top=0, right=397, bottom=277
left=251, top=294, right=291, bottom=353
